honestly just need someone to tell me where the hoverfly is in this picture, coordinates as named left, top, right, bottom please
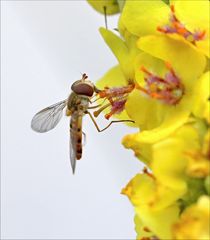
left=31, top=74, right=133, bottom=173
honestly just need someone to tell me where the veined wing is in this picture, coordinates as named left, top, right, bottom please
left=70, top=114, right=83, bottom=174
left=31, top=100, right=67, bottom=133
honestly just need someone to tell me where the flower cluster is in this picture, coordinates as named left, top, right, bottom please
left=88, top=0, right=209, bottom=239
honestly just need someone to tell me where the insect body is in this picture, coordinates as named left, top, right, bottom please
left=31, top=74, right=96, bottom=173
left=31, top=74, right=134, bottom=174
left=67, top=78, right=94, bottom=173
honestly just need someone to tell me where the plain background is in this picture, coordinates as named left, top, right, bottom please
left=1, top=1, right=142, bottom=239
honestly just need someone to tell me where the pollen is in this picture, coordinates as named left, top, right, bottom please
left=157, top=5, right=206, bottom=44
left=137, top=63, right=184, bottom=105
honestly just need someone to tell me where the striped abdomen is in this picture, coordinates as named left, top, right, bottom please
left=70, top=113, right=83, bottom=160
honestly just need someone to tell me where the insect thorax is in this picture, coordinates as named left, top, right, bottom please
left=67, top=92, right=89, bottom=114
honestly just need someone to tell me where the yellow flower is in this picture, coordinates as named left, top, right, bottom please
left=87, top=0, right=120, bottom=15
left=119, top=0, right=170, bottom=36
left=172, top=195, right=210, bottom=240
left=125, top=35, right=206, bottom=133
left=135, top=204, right=179, bottom=240
left=98, top=30, right=206, bottom=133
left=120, top=0, right=210, bottom=57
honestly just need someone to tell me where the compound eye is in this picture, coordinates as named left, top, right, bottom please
left=71, top=82, right=94, bottom=97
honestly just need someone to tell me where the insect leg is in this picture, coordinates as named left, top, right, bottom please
left=88, top=105, right=101, bottom=109
left=86, top=111, right=135, bottom=132
left=89, top=95, right=106, bottom=104
left=88, top=98, right=108, bottom=110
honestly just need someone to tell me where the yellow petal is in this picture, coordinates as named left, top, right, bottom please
left=134, top=52, right=167, bottom=86
left=120, top=0, right=170, bottom=36
left=186, top=128, right=210, bottom=178
left=122, top=132, right=153, bottom=165
left=96, top=65, right=127, bottom=87
left=99, top=27, right=140, bottom=80
left=151, top=124, right=201, bottom=189
left=125, top=89, right=190, bottom=138
left=171, top=0, right=210, bottom=57
left=122, top=173, right=185, bottom=211
left=125, top=89, right=171, bottom=130
left=138, top=35, right=206, bottom=87
left=193, top=71, right=210, bottom=121
left=134, top=214, right=154, bottom=239
left=122, top=110, right=189, bottom=162
left=135, top=204, right=179, bottom=239
left=152, top=137, right=188, bottom=190
left=171, top=0, right=209, bottom=32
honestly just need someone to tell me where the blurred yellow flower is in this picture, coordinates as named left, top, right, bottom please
left=122, top=172, right=180, bottom=239
left=134, top=215, right=155, bottom=240
left=87, top=0, right=120, bottom=15
left=123, top=120, right=209, bottom=178
left=172, top=196, right=210, bottom=240
left=122, top=122, right=209, bottom=239
left=167, top=1, right=210, bottom=57
left=120, top=0, right=210, bottom=57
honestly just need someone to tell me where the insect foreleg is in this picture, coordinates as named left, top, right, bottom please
left=88, top=105, right=102, bottom=109
left=86, top=111, right=135, bottom=132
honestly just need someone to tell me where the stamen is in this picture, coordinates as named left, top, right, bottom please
left=143, top=227, right=151, bottom=233
left=96, top=84, right=134, bottom=119
left=105, top=99, right=126, bottom=120
left=157, top=5, right=206, bottom=44
left=138, top=63, right=184, bottom=105
left=93, top=102, right=111, bottom=117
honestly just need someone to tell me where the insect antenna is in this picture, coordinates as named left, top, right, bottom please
left=82, top=73, right=88, bottom=80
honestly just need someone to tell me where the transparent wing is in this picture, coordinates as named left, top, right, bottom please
left=31, top=100, right=67, bottom=133
left=70, top=128, right=77, bottom=174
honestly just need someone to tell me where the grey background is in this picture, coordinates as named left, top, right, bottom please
left=1, top=1, right=141, bottom=239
